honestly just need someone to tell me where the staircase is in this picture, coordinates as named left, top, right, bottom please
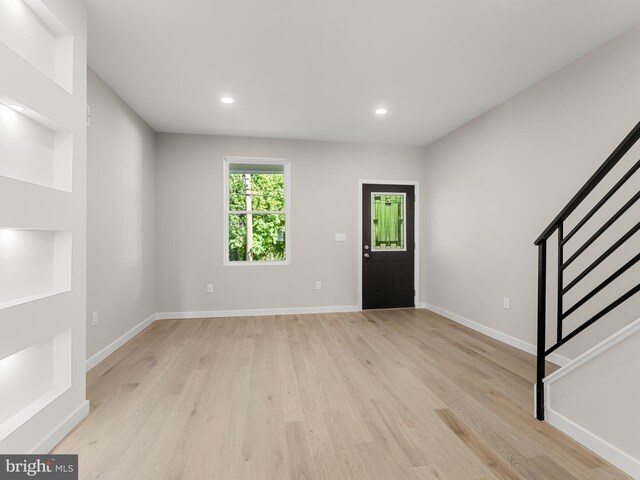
left=534, top=121, right=640, bottom=478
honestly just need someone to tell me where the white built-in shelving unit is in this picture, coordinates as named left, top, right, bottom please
left=0, top=0, right=87, bottom=453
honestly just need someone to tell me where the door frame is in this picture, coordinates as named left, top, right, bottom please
left=357, top=179, right=420, bottom=310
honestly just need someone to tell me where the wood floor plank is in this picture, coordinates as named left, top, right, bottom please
left=355, top=440, right=419, bottom=480
left=436, top=408, right=526, bottom=480
left=323, top=410, right=371, bottom=480
left=52, top=309, right=632, bottom=480
left=285, top=421, right=316, bottom=480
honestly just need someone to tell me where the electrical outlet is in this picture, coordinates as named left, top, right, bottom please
left=315, top=281, right=322, bottom=290
left=91, top=311, right=98, bottom=327
left=503, top=297, right=510, bottom=310
left=207, top=284, right=214, bottom=294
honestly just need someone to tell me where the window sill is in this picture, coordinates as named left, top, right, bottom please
left=224, top=260, right=290, bottom=267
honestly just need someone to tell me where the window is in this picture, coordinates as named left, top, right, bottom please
left=371, top=193, right=406, bottom=251
left=224, top=157, right=290, bottom=264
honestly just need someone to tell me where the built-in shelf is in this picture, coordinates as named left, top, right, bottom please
left=0, top=329, right=72, bottom=441
left=0, top=0, right=84, bottom=453
left=0, top=0, right=74, bottom=93
left=0, top=229, right=71, bottom=311
left=0, top=102, right=73, bottom=192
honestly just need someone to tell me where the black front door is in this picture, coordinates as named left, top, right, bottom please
left=362, top=184, right=415, bottom=309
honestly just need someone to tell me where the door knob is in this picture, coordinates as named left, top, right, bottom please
left=364, top=253, right=370, bottom=258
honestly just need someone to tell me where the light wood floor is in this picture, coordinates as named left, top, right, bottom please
left=54, top=309, right=630, bottom=480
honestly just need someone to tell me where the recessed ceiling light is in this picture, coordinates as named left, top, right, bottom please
left=220, top=97, right=234, bottom=104
left=375, top=107, right=388, bottom=115
left=8, top=105, right=25, bottom=111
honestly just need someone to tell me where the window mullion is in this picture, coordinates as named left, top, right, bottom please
left=228, top=210, right=286, bottom=215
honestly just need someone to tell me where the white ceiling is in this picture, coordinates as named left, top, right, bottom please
left=83, top=0, right=640, bottom=146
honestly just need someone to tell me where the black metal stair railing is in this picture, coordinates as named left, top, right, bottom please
left=534, top=121, right=640, bottom=421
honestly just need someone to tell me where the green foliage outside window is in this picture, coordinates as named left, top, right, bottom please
left=228, top=173, right=286, bottom=261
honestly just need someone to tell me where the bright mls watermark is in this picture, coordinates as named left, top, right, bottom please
left=0, top=455, right=77, bottom=479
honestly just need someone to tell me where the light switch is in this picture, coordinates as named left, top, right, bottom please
left=335, top=233, right=347, bottom=242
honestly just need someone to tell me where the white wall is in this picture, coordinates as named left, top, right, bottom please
left=155, top=133, right=426, bottom=314
left=423, top=25, right=640, bottom=360
left=86, top=69, right=156, bottom=360
left=0, top=0, right=87, bottom=453
left=547, top=319, right=640, bottom=478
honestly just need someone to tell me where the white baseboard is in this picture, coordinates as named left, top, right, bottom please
left=86, top=313, right=157, bottom=371
left=418, top=303, right=570, bottom=367
left=156, top=305, right=360, bottom=320
left=546, top=409, right=640, bottom=479
left=32, top=400, right=89, bottom=454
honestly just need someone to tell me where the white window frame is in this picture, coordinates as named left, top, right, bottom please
left=223, top=156, right=291, bottom=266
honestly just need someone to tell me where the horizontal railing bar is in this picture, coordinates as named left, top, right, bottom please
left=562, top=189, right=640, bottom=270
left=546, top=282, right=640, bottom=356
left=562, top=157, right=640, bottom=246
left=562, top=251, right=640, bottom=319
left=562, top=219, right=640, bottom=295
left=535, top=121, right=640, bottom=246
